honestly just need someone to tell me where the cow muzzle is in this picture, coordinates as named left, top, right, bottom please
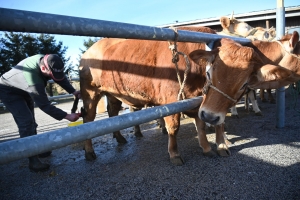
left=200, top=80, right=234, bottom=125
left=198, top=108, right=224, bottom=125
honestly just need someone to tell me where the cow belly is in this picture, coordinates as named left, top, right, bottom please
left=98, top=70, right=180, bottom=107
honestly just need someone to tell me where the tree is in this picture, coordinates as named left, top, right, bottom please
left=76, top=37, right=101, bottom=63
left=72, top=37, right=101, bottom=78
left=0, top=32, right=24, bottom=75
left=80, top=37, right=101, bottom=54
left=0, top=32, right=72, bottom=76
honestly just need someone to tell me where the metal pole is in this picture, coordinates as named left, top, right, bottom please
left=0, top=8, right=250, bottom=45
left=266, top=20, right=270, bottom=29
left=0, top=96, right=202, bottom=164
left=48, top=94, right=73, bottom=101
left=276, top=0, right=285, bottom=128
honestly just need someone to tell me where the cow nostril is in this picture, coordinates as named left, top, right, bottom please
left=199, top=110, right=220, bottom=125
left=211, top=116, right=220, bottom=125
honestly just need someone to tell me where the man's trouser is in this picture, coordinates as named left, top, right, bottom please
left=0, top=85, right=38, bottom=138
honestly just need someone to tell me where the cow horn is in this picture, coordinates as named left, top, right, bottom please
left=230, top=11, right=234, bottom=20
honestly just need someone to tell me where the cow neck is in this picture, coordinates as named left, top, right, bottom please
left=220, top=27, right=258, bottom=38
left=219, top=30, right=244, bottom=38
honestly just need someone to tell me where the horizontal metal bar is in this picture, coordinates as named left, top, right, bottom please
left=0, top=96, right=203, bottom=164
left=0, top=8, right=250, bottom=44
left=48, top=94, right=73, bottom=101
left=47, top=77, right=79, bottom=84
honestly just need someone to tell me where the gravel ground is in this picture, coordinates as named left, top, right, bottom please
left=0, top=90, right=300, bottom=200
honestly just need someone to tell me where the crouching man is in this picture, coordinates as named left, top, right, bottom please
left=0, top=54, right=80, bottom=172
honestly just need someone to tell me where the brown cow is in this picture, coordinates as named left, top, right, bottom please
left=79, top=26, right=271, bottom=165
left=191, top=31, right=300, bottom=129
left=219, top=14, right=277, bottom=107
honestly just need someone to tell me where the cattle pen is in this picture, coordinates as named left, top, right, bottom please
left=0, top=7, right=252, bottom=163
left=0, top=2, right=299, bottom=199
left=0, top=1, right=288, bottom=162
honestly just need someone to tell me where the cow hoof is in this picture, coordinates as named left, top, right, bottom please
left=203, top=150, right=217, bottom=157
left=217, top=149, right=231, bottom=157
left=170, top=156, right=185, bottom=166
left=217, top=144, right=231, bottom=157
left=161, top=127, right=168, bottom=134
left=116, top=136, right=128, bottom=144
left=134, top=131, right=143, bottom=137
left=255, top=111, right=263, bottom=116
left=85, top=151, right=97, bottom=161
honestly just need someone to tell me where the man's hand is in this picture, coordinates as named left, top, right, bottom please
left=65, top=113, right=80, bottom=122
left=73, top=90, right=81, bottom=99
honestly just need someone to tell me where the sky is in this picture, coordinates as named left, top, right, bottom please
left=0, top=0, right=299, bottom=66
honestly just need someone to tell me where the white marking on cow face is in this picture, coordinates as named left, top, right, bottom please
left=206, top=62, right=213, bottom=81
left=234, top=22, right=252, bottom=37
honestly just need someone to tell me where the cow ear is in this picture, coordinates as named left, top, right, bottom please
left=290, top=31, right=299, bottom=49
left=220, top=17, right=230, bottom=29
left=248, top=64, right=294, bottom=89
left=189, top=49, right=217, bottom=65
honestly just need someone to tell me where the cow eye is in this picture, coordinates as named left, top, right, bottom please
left=264, top=32, right=269, bottom=38
left=240, top=83, right=248, bottom=90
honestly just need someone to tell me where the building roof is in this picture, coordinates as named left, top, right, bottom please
left=158, top=5, right=300, bottom=28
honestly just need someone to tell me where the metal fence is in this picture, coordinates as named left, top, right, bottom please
left=0, top=6, right=285, bottom=164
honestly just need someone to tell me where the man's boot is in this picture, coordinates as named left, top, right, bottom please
left=28, top=156, right=50, bottom=172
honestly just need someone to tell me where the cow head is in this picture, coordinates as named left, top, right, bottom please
left=250, top=31, right=300, bottom=89
left=220, top=13, right=276, bottom=41
left=189, top=38, right=290, bottom=125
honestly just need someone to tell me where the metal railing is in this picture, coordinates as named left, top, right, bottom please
left=0, top=6, right=285, bottom=163
left=0, top=96, right=202, bottom=164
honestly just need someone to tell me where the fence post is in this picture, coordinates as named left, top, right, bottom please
left=276, top=0, right=285, bottom=128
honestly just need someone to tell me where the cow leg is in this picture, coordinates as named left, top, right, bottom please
left=248, top=90, right=262, bottom=116
left=194, top=117, right=216, bottom=157
left=229, top=106, right=239, bottom=117
left=156, top=118, right=167, bottom=134
left=106, top=94, right=127, bottom=143
left=244, top=93, right=249, bottom=112
left=215, top=123, right=231, bottom=157
left=82, top=94, right=101, bottom=161
left=267, top=89, right=276, bottom=104
left=260, top=89, right=268, bottom=102
left=164, top=114, right=184, bottom=165
left=129, top=107, right=143, bottom=137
